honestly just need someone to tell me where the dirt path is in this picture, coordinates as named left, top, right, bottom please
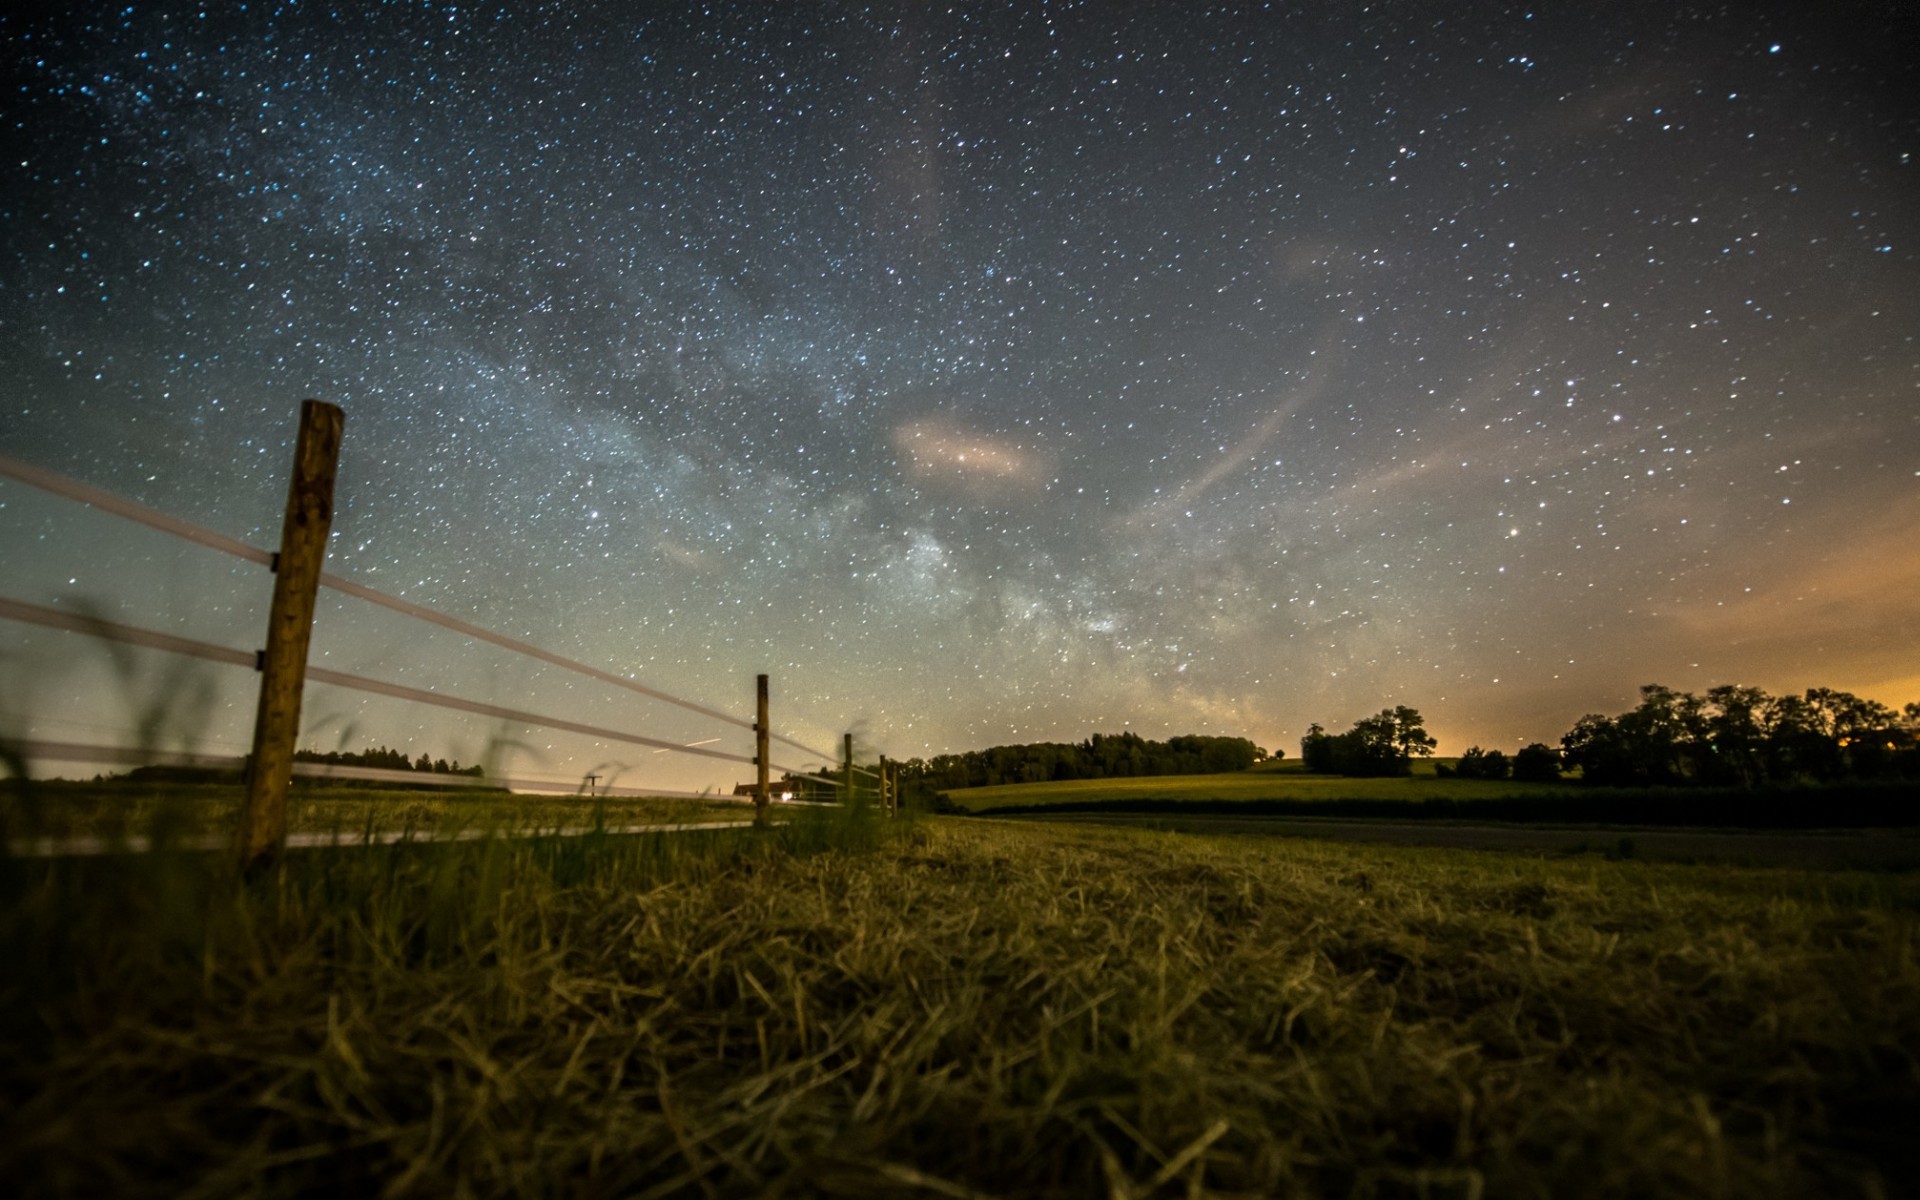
left=996, top=812, right=1920, bottom=870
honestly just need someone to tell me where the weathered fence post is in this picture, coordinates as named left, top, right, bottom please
left=238, top=399, right=344, bottom=869
left=754, top=673, right=770, bottom=824
left=843, top=732, right=853, bottom=807
left=879, top=755, right=892, bottom=816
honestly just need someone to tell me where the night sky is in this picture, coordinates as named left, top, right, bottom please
left=3, top=2, right=1917, bottom=793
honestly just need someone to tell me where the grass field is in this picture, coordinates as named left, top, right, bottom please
left=938, top=763, right=1580, bottom=812
left=3, top=805, right=1915, bottom=1196
left=940, top=767, right=1920, bottom=832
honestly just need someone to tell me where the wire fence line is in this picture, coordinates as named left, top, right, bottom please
left=2, top=407, right=911, bottom=870
left=0, top=595, right=828, bottom=774
left=0, top=451, right=839, bottom=765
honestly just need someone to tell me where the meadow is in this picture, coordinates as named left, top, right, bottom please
left=3, top=794, right=1916, bottom=1197
left=937, top=759, right=1558, bottom=812
left=942, top=763, right=1920, bottom=831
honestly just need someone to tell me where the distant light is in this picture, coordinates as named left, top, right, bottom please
left=1769, top=43, right=1781, bottom=53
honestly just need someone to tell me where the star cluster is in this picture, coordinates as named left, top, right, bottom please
left=3, top=2, right=1916, bottom=789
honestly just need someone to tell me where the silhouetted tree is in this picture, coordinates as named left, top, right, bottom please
left=1561, top=713, right=1642, bottom=785
left=1300, top=723, right=1333, bottom=772
left=1455, top=746, right=1510, bottom=780
left=1389, top=705, right=1439, bottom=760
left=1303, top=707, right=1436, bottom=777
left=1698, top=684, right=1769, bottom=786
left=1559, top=682, right=1915, bottom=787
left=906, top=732, right=1264, bottom=789
left=1511, top=743, right=1562, bottom=783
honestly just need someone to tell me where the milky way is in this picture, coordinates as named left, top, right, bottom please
left=3, top=2, right=1916, bottom=791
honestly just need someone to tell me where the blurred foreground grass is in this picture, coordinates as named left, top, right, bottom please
left=2, top=812, right=1916, bottom=1196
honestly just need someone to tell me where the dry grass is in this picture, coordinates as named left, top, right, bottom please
left=2, top=813, right=1916, bottom=1196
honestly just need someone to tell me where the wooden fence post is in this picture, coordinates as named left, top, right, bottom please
left=754, top=673, right=770, bottom=824
left=843, top=732, right=853, bottom=807
left=238, top=399, right=344, bottom=869
left=879, top=755, right=892, bottom=816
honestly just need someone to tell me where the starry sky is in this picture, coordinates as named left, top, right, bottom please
left=3, top=2, right=1917, bottom=792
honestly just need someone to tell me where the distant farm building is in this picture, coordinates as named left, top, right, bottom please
left=731, top=774, right=838, bottom=803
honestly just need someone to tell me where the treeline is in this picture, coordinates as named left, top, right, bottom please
left=1441, top=744, right=1562, bottom=783
left=1555, top=684, right=1920, bottom=787
left=1305, top=684, right=1920, bottom=787
left=293, top=746, right=484, bottom=777
left=1300, top=707, right=1437, bottom=777
left=901, top=732, right=1269, bottom=790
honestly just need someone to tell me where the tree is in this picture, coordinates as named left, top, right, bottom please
left=1300, top=723, right=1333, bottom=773
left=1303, top=707, right=1437, bottom=777
left=1558, top=681, right=1918, bottom=787
left=1763, top=691, right=1840, bottom=781
left=1559, top=686, right=1698, bottom=786
left=1511, top=743, right=1562, bottom=783
left=1623, top=685, right=1699, bottom=785
left=1560, top=713, right=1645, bottom=786
left=1455, top=746, right=1510, bottom=780
left=1336, top=711, right=1410, bottom=776
left=1820, top=690, right=1900, bottom=778
left=1389, top=705, right=1439, bottom=760
left=1696, top=684, right=1771, bottom=787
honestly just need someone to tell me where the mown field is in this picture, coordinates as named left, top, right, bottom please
left=3, top=803, right=1916, bottom=1197
left=937, top=761, right=1566, bottom=812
